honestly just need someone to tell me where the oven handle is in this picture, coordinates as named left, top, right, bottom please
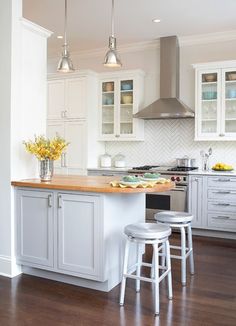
left=169, top=186, right=187, bottom=192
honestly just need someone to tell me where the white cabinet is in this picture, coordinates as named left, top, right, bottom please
left=16, top=189, right=54, bottom=268
left=16, top=189, right=104, bottom=281
left=188, top=176, right=204, bottom=228
left=57, top=193, right=103, bottom=279
left=47, top=120, right=86, bottom=174
left=47, top=70, right=104, bottom=174
left=206, top=176, right=236, bottom=232
left=193, top=61, right=236, bottom=140
left=47, top=77, right=86, bottom=120
left=99, top=70, right=145, bottom=141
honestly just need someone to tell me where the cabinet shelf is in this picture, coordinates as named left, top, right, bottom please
left=102, top=91, right=114, bottom=94
left=201, top=99, right=217, bottom=102
left=102, top=122, right=114, bottom=124
left=225, top=98, right=236, bottom=101
left=120, top=121, right=132, bottom=124
left=202, top=119, right=217, bottom=121
left=102, top=105, right=114, bottom=108
left=225, top=118, right=236, bottom=121
left=202, top=82, right=217, bottom=85
left=120, top=90, right=133, bottom=93
left=225, top=80, right=236, bottom=84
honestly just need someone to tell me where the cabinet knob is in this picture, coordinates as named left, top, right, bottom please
left=115, top=134, right=120, bottom=138
left=61, top=111, right=65, bottom=118
left=219, top=133, right=225, bottom=137
left=194, top=178, right=199, bottom=181
left=64, top=110, right=67, bottom=118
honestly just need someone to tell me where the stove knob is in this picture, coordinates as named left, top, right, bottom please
left=171, top=176, right=176, bottom=181
left=176, top=176, right=181, bottom=182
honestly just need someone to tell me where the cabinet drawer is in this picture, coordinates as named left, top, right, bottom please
left=208, top=201, right=236, bottom=213
left=208, top=176, right=236, bottom=189
left=208, top=213, right=236, bottom=232
left=208, top=189, right=236, bottom=201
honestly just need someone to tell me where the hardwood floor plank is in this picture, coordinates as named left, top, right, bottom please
left=0, top=235, right=235, bottom=326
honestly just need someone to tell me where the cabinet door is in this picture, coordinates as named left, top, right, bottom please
left=221, top=68, right=236, bottom=139
left=57, top=193, right=103, bottom=280
left=64, top=120, right=86, bottom=170
left=118, top=78, right=135, bottom=138
left=47, top=80, right=65, bottom=120
left=195, top=69, right=221, bottom=140
left=47, top=120, right=65, bottom=169
left=188, top=176, right=204, bottom=228
left=17, top=190, right=54, bottom=267
left=100, top=80, right=116, bottom=139
left=65, top=78, right=86, bottom=119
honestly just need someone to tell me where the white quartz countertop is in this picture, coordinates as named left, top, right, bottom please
left=189, top=169, right=236, bottom=176
left=87, top=167, right=131, bottom=172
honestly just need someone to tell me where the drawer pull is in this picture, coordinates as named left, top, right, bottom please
left=48, top=194, right=53, bottom=207
left=58, top=195, right=62, bottom=208
left=213, top=191, right=231, bottom=194
left=212, top=216, right=230, bottom=220
left=213, top=203, right=236, bottom=207
left=214, top=178, right=231, bottom=182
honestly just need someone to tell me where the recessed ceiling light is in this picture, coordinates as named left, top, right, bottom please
left=57, top=35, right=63, bottom=39
left=152, top=18, right=161, bottom=23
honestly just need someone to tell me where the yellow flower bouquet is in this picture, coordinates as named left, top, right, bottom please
left=23, top=135, right=69, bottom=181
left=23, top=135, right=69, bottom=161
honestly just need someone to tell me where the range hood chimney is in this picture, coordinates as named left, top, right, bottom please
left=134, top=36, right=194, bottom=119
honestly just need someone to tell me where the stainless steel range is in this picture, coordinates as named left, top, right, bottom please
left=128, top=165, right=198, bottom=221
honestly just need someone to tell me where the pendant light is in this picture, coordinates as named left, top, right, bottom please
left=57, top=0, right=74, bottom=72
left=103, top=0, right=122, bottom=68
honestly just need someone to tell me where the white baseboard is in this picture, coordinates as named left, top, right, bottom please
left=0, top=255, right=22, bottom=278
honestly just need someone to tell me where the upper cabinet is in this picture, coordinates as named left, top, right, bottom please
left=47, top=77, right=86, bottom=120
left=99, top=70, right=145, bottom=141
left=193, top=61, right=236, bottom=140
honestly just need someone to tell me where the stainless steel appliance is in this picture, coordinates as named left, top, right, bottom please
left=128, top=165, right=198, bottom=221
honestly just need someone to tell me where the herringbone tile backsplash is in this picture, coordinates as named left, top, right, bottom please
left=106, top=120, right=236, bottom=168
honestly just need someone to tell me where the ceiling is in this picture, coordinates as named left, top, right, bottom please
left=23, top=0, right=236, bottom=56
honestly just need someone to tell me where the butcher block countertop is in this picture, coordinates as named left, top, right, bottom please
left=11, top=175, right=175, bottom=194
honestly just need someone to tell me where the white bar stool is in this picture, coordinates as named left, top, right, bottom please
left=119, top=222, right=173, bottom=316
left=154, top=211, right=194, bottom=286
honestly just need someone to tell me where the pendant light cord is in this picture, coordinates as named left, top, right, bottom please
left=64, top=0, right=67, bottom=46
left=111, top=0, right=114, bottom=37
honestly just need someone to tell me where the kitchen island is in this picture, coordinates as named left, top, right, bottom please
left=12, top=175, right=174, bottom=292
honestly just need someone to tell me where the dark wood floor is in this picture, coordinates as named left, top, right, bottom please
left=0, top=235, right=236, bottom=326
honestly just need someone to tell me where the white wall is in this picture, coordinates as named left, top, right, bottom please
left=48, top=37, right=236, bottom=168
left=0, top=0, right=51, bottom=277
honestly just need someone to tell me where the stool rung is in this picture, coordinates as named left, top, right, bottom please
left=158, top=269, right=171, bottom=282
left=124, top=268, right=171, bottom=284
left=170, top=245, right=190, bottom=251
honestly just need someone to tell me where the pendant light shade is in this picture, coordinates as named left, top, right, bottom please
left=57, top=0, right=74, bottom=73
left=103, top=0, right=122, bottom=67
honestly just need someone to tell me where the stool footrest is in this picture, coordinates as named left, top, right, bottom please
left=124, top=268, right=171, bottom=284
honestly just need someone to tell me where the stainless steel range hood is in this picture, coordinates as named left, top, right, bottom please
left=134, top=36, right=194, bottom=119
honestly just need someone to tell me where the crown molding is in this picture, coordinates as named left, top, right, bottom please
left=179, top=30, right=236, bottom=47
left=48, top=40, right=159, bottom=59
left=20, top=18, right=53, bottom=38
left=48, top=30, right=236, bottom=60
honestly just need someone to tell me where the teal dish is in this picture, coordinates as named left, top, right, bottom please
left=227, top=89, right=236, bottom=98
left=202, top=91, right=217, bottom=100
left=122, top=175, right=141, bottom=183
left=121, top=83, right=132, bottom=91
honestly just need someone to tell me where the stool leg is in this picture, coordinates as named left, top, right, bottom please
left=151, top=251, right=155, bottom=279
left=136, top=243, right=143, bottom=292
left=180, top=226, right=186, bottom=286
left=153, top=243, right=159, bottom=316
left=165, top=240, right=173, bottom=300
left=120, top=238, right=130, bottom=306
left=187, top=224, right=195, bottom=275
left=161, top=243, right=166, bottom=270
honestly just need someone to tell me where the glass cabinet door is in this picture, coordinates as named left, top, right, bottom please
left=223, top=69, right=236, bottom=135
left=199, top=71, right=220, bottom=136
left=101, top=81, right=115, bottom=136
left=119, top=79, right=134, bottom=136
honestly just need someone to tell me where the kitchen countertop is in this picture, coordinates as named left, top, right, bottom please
left=87, top=167, right=130, bottom=172
left=11, top=175, right=175, bottom=194
left=189, top=169, right=236, bottom=176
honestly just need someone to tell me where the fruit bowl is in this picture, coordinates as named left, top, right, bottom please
left=212, top=163, right=234, bottom=172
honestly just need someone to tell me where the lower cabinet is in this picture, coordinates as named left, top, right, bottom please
left=188, top=176, right=204, bottom=228
left=16, top=189, right=54, bottom=267
left=57, top=193, right=103, bottom=279
left=16, top=189, right=104, bottom=281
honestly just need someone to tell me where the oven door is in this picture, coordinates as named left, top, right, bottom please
left=146, top=186, right=188, bottom=221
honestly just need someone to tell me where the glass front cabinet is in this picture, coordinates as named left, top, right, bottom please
left=194, top=61, right=236, bottom=140
left=99, top=70, right=145, bottom=141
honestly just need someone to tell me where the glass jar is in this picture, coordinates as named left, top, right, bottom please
left=100, top=153, right=112, bottom=167
left=114, top=153, right=126, bottom=168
